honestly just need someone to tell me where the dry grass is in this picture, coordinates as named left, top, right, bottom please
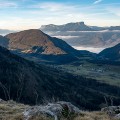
left=74, top=111, right=113, bottom=120
left=0, top=101, right=117, bottom=120
left=0, top=101, right=26, bottom=120
left=0, top=101, right=54, bottom=120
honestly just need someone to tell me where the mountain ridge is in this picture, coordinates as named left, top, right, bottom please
left=40, top=22, right=120, bottom=32
left=41, top=22, right=95, bottom=31
left=40, top=22, right=120, bottom=50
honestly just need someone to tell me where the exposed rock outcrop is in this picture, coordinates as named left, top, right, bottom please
left=23, top=101, right=81, bottom=120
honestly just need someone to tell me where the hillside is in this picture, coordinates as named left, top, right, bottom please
left=0, top=35, right=9, bottom=48
left=5, top=29, right=78, bottom=55
left=0, top=100, right=113, bottom=120
left=2, top=29, right=93, bottom=64
left=98, top=43, right=120, bottom=61
left=0, top=46, right=120, bottom=110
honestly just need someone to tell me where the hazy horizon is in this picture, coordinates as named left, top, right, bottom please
left=0, top=0, right=120, bottom=30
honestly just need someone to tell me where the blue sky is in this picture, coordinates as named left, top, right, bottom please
left=0, top=0, right=120, bottom=30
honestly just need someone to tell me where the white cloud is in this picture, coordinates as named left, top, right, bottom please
left=73, top=46, right=104, bottom=53
left=106, top=7, right=120, bottom=17
left=39, top=3, right=65, bottom=11
left=93, top=0, right=103, bottom=4
left=0, top=1, right=120, bottom=30
left=0, top=1, right=17, bottom=8
left=32, top=2, right=77, bottom=12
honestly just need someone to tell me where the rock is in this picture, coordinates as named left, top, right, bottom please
left=0, top=98, right=2, bottom=102
left=57, top=101, right=80, bottom=113
left=23, top=101, right=81, bottom=120
left=101, top=106, right=120, bottom=119
left=0, top=98, right=5, bottom=103
left=115, top=113, right=120, bottom=119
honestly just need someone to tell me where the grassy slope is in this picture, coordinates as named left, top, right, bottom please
left=0, top=101, right=112, bottom=120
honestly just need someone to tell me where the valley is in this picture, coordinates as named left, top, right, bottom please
left=55, top=60, right=120, bottom=86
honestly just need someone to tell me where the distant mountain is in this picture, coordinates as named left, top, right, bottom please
left=40, top=22, right=120, bottom=32
left=41, top=22, right=94, bottom=31
left=98, top=43, right=120, bottom=61
left=0, top=46, right=120, bottom=110
left=109, top=26, right=120, bottom=31
left=0, top=29, right=14, bottom=35
left=40, top=22, right=120, bottom=52
left=0, top=35, right=9, bottom=48
left=44, top=30, right=120, bottom=49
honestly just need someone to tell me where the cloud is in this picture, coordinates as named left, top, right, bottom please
left=0, top=1, right=120, bottom=30
left=106, top=7, right=120, bottom=17
left=0, top=1, right=17, bottom=8
left=93, top=0, right=103, bottom=4
left=32, top=2, right=77, bottom=12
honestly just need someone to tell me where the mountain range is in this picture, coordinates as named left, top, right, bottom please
left=40, top=22, right=120, bottom=52
left=0, top=28, right=120, bottom=63
left=41, top=22, right=94, bottom=31
left=0, top=28, right=120, bottom=110
left=0, top=28, right=120, bottom=62
left=0, top=29, right=14, bottom=36
left=40, top=22, right=120, bottom=32
left=0, top=29, right=93, bottom=64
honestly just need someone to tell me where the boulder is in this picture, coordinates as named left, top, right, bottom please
left=101, top=106, right=120, bottom=119
left=23, top=101, right=81, bottom=120
left=115, top=113, right=120, bottom=119
left=0, top=98, right=5, bottom=103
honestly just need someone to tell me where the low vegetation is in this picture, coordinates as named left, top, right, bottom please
left=0, top=100, right=117, bottom=120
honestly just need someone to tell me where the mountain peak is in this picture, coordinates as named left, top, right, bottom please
left=6, top=29, right=67, bottom=55
left=78, top=22, right=85, bottom=25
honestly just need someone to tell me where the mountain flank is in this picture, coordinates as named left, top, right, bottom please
left=0, top=46, right=120, bottom=110
left=98, top=43, right=120, bottom=61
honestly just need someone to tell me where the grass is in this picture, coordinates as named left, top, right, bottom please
left=0, top=101, right=26, bottom=120
left=0, top=101, right=117, bottom=120
left=74, top=111, right=112, bottom=120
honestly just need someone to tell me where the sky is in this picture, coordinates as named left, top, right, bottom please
left=0, top=0, right=120, bottom=30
